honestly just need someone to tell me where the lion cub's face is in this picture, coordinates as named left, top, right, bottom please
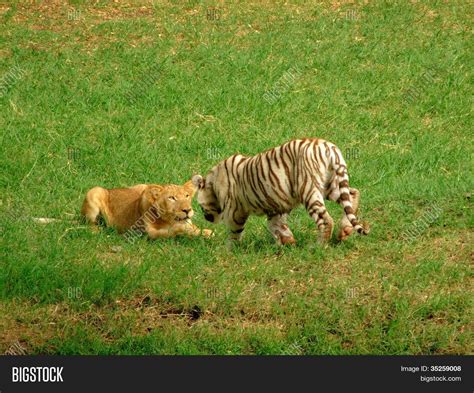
left=143, top=181, right=196, bottom=222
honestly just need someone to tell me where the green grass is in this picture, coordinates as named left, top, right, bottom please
left=0, top=0, right=472, bottom=355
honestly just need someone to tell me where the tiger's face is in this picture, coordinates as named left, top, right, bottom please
left=192, top=174, right=222, bottom=223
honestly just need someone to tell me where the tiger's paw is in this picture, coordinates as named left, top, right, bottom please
left=279, top=235, right=296, bottom=246
left=337, top=226, right=353, bottom=241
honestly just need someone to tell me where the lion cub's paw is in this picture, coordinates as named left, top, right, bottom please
left=202, top=229, right=214, bottom=238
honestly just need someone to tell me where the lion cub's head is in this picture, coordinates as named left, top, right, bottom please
left=141, top=180, right=196, bottom=222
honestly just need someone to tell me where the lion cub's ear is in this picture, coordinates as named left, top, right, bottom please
left=192, top=175, right=205, bottom=190
left=184, top=180, right=197, bottom=197
left=145, top=185, right=163, bottom=202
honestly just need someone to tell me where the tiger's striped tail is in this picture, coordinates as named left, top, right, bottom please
left=334, top=164, right=368, bottom=235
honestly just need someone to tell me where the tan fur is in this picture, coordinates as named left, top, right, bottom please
left=81, top=181, right=213, bottom=239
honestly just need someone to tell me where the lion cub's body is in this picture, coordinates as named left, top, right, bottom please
left=81, top=181, right=212, bottom=239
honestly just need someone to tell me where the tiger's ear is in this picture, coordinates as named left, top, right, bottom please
left=183, top=180, right=197, bottom=196
left=145, top=185, right=163, bottom=202
left=192, top=174, right=205, bottom=190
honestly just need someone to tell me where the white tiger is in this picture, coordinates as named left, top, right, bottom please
left=192, top=138, right=369, bottom=245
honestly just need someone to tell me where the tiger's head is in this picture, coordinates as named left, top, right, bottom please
left=192, top=173, right=223, bottom=224
left=142, top=181, right=196, bottom=222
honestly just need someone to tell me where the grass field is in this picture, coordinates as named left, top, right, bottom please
left=0, top=0, right=472, bottom=355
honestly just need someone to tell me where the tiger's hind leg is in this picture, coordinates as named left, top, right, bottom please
left=267, top=213, right=296, bottom=245
left=306, top=191, right=334, bottom=245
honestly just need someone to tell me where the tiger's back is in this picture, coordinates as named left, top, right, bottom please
left=227, top=138, right=343, bottom=215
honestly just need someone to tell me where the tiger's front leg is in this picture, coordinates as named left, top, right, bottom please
left=227, top=215, right=248, bottom=243
left=267, top=213, right=296, bottom=245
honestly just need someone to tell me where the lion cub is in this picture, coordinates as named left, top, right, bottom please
left=81, top=180, right=213, bottom=239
